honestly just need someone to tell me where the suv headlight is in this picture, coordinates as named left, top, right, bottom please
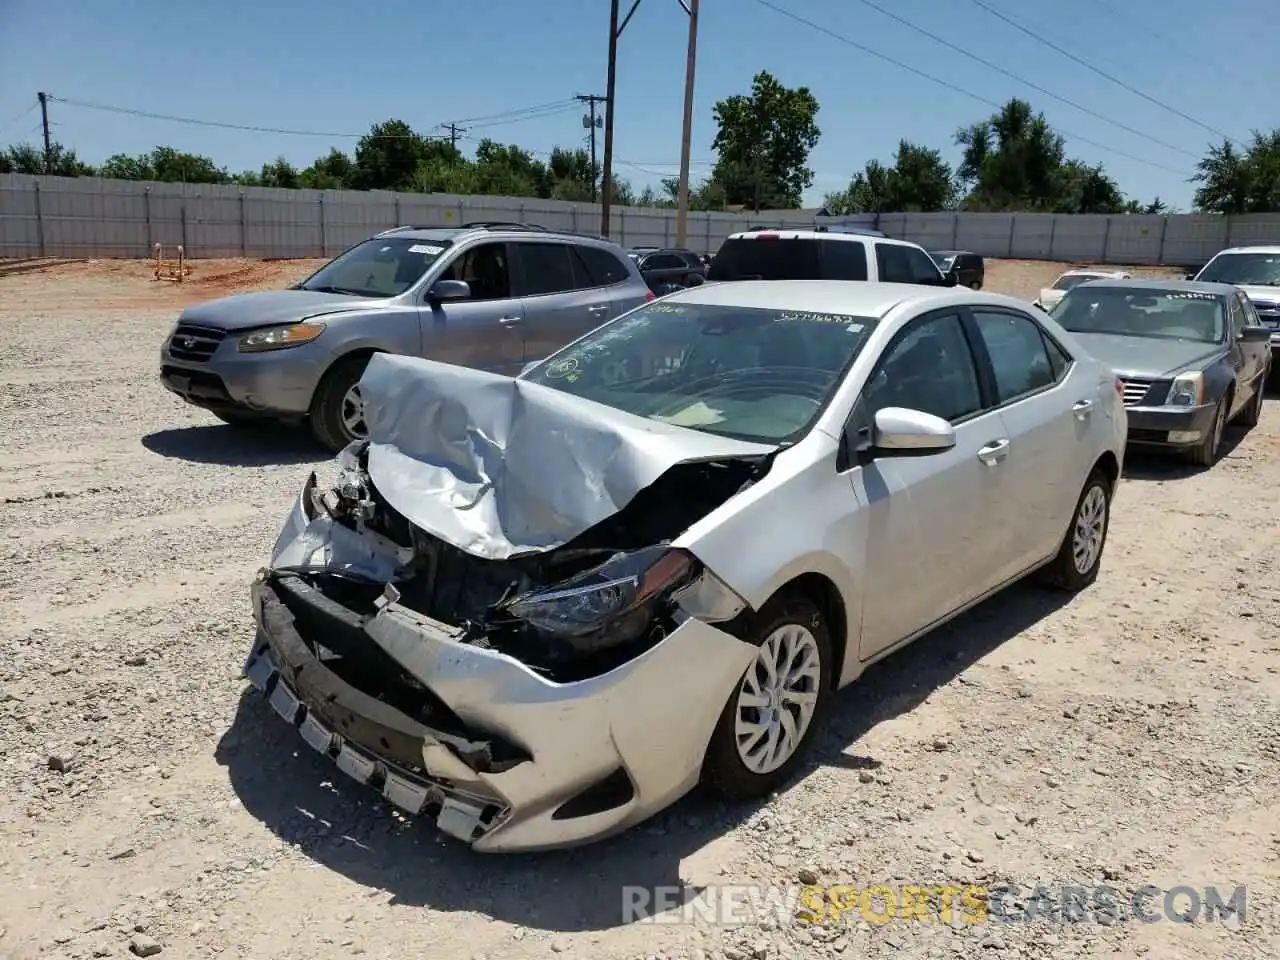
left=238, top=322, right=326, bottom=353
left=1167, top=371, right=1204, bottom=406
left=504, top=546, right=697, bottom=650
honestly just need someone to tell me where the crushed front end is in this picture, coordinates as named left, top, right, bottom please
left=243, top=441, right=763, bottom=852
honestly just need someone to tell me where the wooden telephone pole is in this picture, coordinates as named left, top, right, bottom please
left=444, top=122, right=467, bottom=149
left=674, top=0, right=699, bottom=248
left=37, top=92, right=52, bottom=172
left=601, top=0, right=643, bottom=240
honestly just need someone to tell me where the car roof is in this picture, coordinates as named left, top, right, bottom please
left=1212, top=245, right=1280, bottom=256
left=663, top=279, right=1031, bottom=317
left=723, top=228, right=920, bottom=248
left=1072, top=277, right=1239, bottom=297
left=929, top=249, right=974, bottom=256
left=373, top=224, right=621, bottom=247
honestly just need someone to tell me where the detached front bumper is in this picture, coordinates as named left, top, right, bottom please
left=1124, top=401, right=1218, bottom=447
left=242, top=568, right=756, bottom=852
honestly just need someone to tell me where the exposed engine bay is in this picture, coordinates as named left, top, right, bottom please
left=276, top=440, right=770, bottom=682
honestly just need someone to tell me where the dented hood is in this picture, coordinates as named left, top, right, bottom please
left=359, top=353, right=775, bottom=560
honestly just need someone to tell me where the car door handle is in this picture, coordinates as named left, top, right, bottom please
left=977, top=439, right=1010, bottom=466
left=587, top=304, right=609, bottom=315
left=1072, top=399, right=1093, bottom=420
left=498, top=315, right=522, bottom=327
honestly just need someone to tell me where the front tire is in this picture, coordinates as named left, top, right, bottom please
left=701, top=591, right=833, bottom=801
left=1038, top=468, right=1111, bottom=592
left=1187, top=394, right=1227, bottom=467
left=1235, top=373, right=1266, bottom=428
left=310, top=354, right=373, bottom=452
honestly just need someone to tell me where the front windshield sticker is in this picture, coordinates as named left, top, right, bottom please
left=544, top=356, right=580, bottom=380
left=647, top=303, right=688, bottom=314
left=775, top=311, right=859, bottom=326
left=1163, top=292, right=1217, bottom=301
left=408, top=244, right=444, bottom=255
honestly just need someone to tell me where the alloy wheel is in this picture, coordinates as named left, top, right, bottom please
left=1071, top=485, right=1107, bottom=576
left=734, top=623, right=822, bottom=775
left=340, top=384, right=369, bottom=439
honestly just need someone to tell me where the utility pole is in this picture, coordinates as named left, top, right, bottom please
left=575, top=95, right=606, bottom=203
left=602, top=0, right=643, bottom=239
left=674, top=0, right=699, bottom=248
left=444, top=122, right=466, bottom=150
left=37, top=92, right=51, bottom=172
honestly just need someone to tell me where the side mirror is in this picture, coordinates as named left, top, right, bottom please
left=1184, top=271, right=1198, bottom=280
left=685, top=273, right=705, bottom=286
left=871, top=407, right=956, bottom=456
left=1239, top=325, right=1272, bottom=343
left=942, top=270, right=958, bottom=287
left=427, top=279, right=471, bottom=301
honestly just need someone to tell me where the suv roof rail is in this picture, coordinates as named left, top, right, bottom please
left=460, top=221, right=550, bottom=232
left=374, top=224, right=444, bottom=236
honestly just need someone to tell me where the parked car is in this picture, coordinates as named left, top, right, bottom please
left=243, top=280, right=1125, bottom=852
left=630, top=247, right=708, bottom=294
left=1191, top=246, right=1280, bottom=361
left=1033, top=269, right=1131, bottom=311
left=158, top=224, right=652, bottom=451
left=707, top=229, right=956, bottom=286
left=1047, top=278, right=1271, bottom=465
left=929, top=250, right=985, bottom=289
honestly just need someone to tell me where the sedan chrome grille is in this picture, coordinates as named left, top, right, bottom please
left=167, top=324, right=226, bottom=362
left=1120, top=379, right=1152, bottom=406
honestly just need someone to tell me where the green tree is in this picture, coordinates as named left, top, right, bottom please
left=956, top=99, right=1068, bottom=211
left=98, top=146, right=229, bottom=183
left=825, top=141, right=956, bottom=214
left=299, top=149, right=356, bottom=189
left=709, top=71, right=821, bottom=209
left=474, top=140, right=550, bottom=197
left=2, top=141, right=94, bottom=176
left=1192, top=131, right=1280, bottom=213
left=353, top=119, right=460, bottom=191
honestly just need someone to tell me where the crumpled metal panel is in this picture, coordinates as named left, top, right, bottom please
left=357, top=352, right=773, bottom=560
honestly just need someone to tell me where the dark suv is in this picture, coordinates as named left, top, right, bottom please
left=929, top=250, right=985, bottom=289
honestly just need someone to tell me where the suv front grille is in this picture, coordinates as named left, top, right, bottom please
left=167, top=324, right=226, bottom=362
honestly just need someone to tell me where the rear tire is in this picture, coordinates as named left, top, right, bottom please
left=310, top=354, right=373, bottom=453
left=701, top=591, right=833, bottom=801
left=969, top=280, right=982, bottom=290
left=1038, top=468, right=1111, bottom=592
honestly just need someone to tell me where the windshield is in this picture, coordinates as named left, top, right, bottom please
left=520, top=300, right=877, bottom=444
left=1050, top=287, right=1225, bottom=343
left=1052, top=273, right=1106, bottom=292
left=298, top=237, right=450, bottom=297
left=1195, top=252, right=1280, bottom=286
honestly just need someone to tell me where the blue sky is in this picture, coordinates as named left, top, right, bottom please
left=0, top=0, right=1273, bottom=209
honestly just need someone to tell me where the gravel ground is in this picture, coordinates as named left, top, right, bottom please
left=1, top=258, right=1277, bottom=960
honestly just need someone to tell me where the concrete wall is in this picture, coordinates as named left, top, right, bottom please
left=3, top=172, right=1279, bottom=265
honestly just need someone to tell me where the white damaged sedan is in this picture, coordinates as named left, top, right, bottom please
left=243, top=280, right=1127, bottom=852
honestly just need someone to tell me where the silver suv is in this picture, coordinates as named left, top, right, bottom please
left=159, top=223, right=653, bottom=449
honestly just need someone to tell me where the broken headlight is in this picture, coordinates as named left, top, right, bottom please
left=504, top=546, right=696, bottom=651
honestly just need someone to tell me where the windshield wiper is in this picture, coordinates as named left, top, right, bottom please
left=304, top=284, right=371, bottom=296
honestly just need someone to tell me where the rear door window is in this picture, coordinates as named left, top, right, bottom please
left=875, top=243, right=914, bottom=283
left=819, top=240, right=869, bottom=280
left=515, top=242, right=579, bottom=296
left=706, top=238, right=822, bottom=281
left=573, top=245, right=630, bottom=287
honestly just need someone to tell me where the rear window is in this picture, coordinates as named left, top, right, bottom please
left=574, top=245, right=631, bottom=286
left=707, top=237, right=868, bottom=282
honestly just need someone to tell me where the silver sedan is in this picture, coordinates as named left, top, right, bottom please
left=242, top=280, right=1128, bottom=852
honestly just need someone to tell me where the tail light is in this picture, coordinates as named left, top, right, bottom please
left=756, top=232, right=779, bottom=240
left=645, top=290, right=655, bottom=302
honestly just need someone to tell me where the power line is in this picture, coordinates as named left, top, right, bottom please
left=752, top=0, right=1194, bottom=177
left=451, top=99, right=579, bottom=126
left=1080, top=0, right=1252, bottom=89
left=845, top=0, right=1199, bottom=160
left=0, top=102, right=38, bottom=139
left=963, top=0, right=1237, bottom=144
left=46, top=95, right=583, bottom=141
